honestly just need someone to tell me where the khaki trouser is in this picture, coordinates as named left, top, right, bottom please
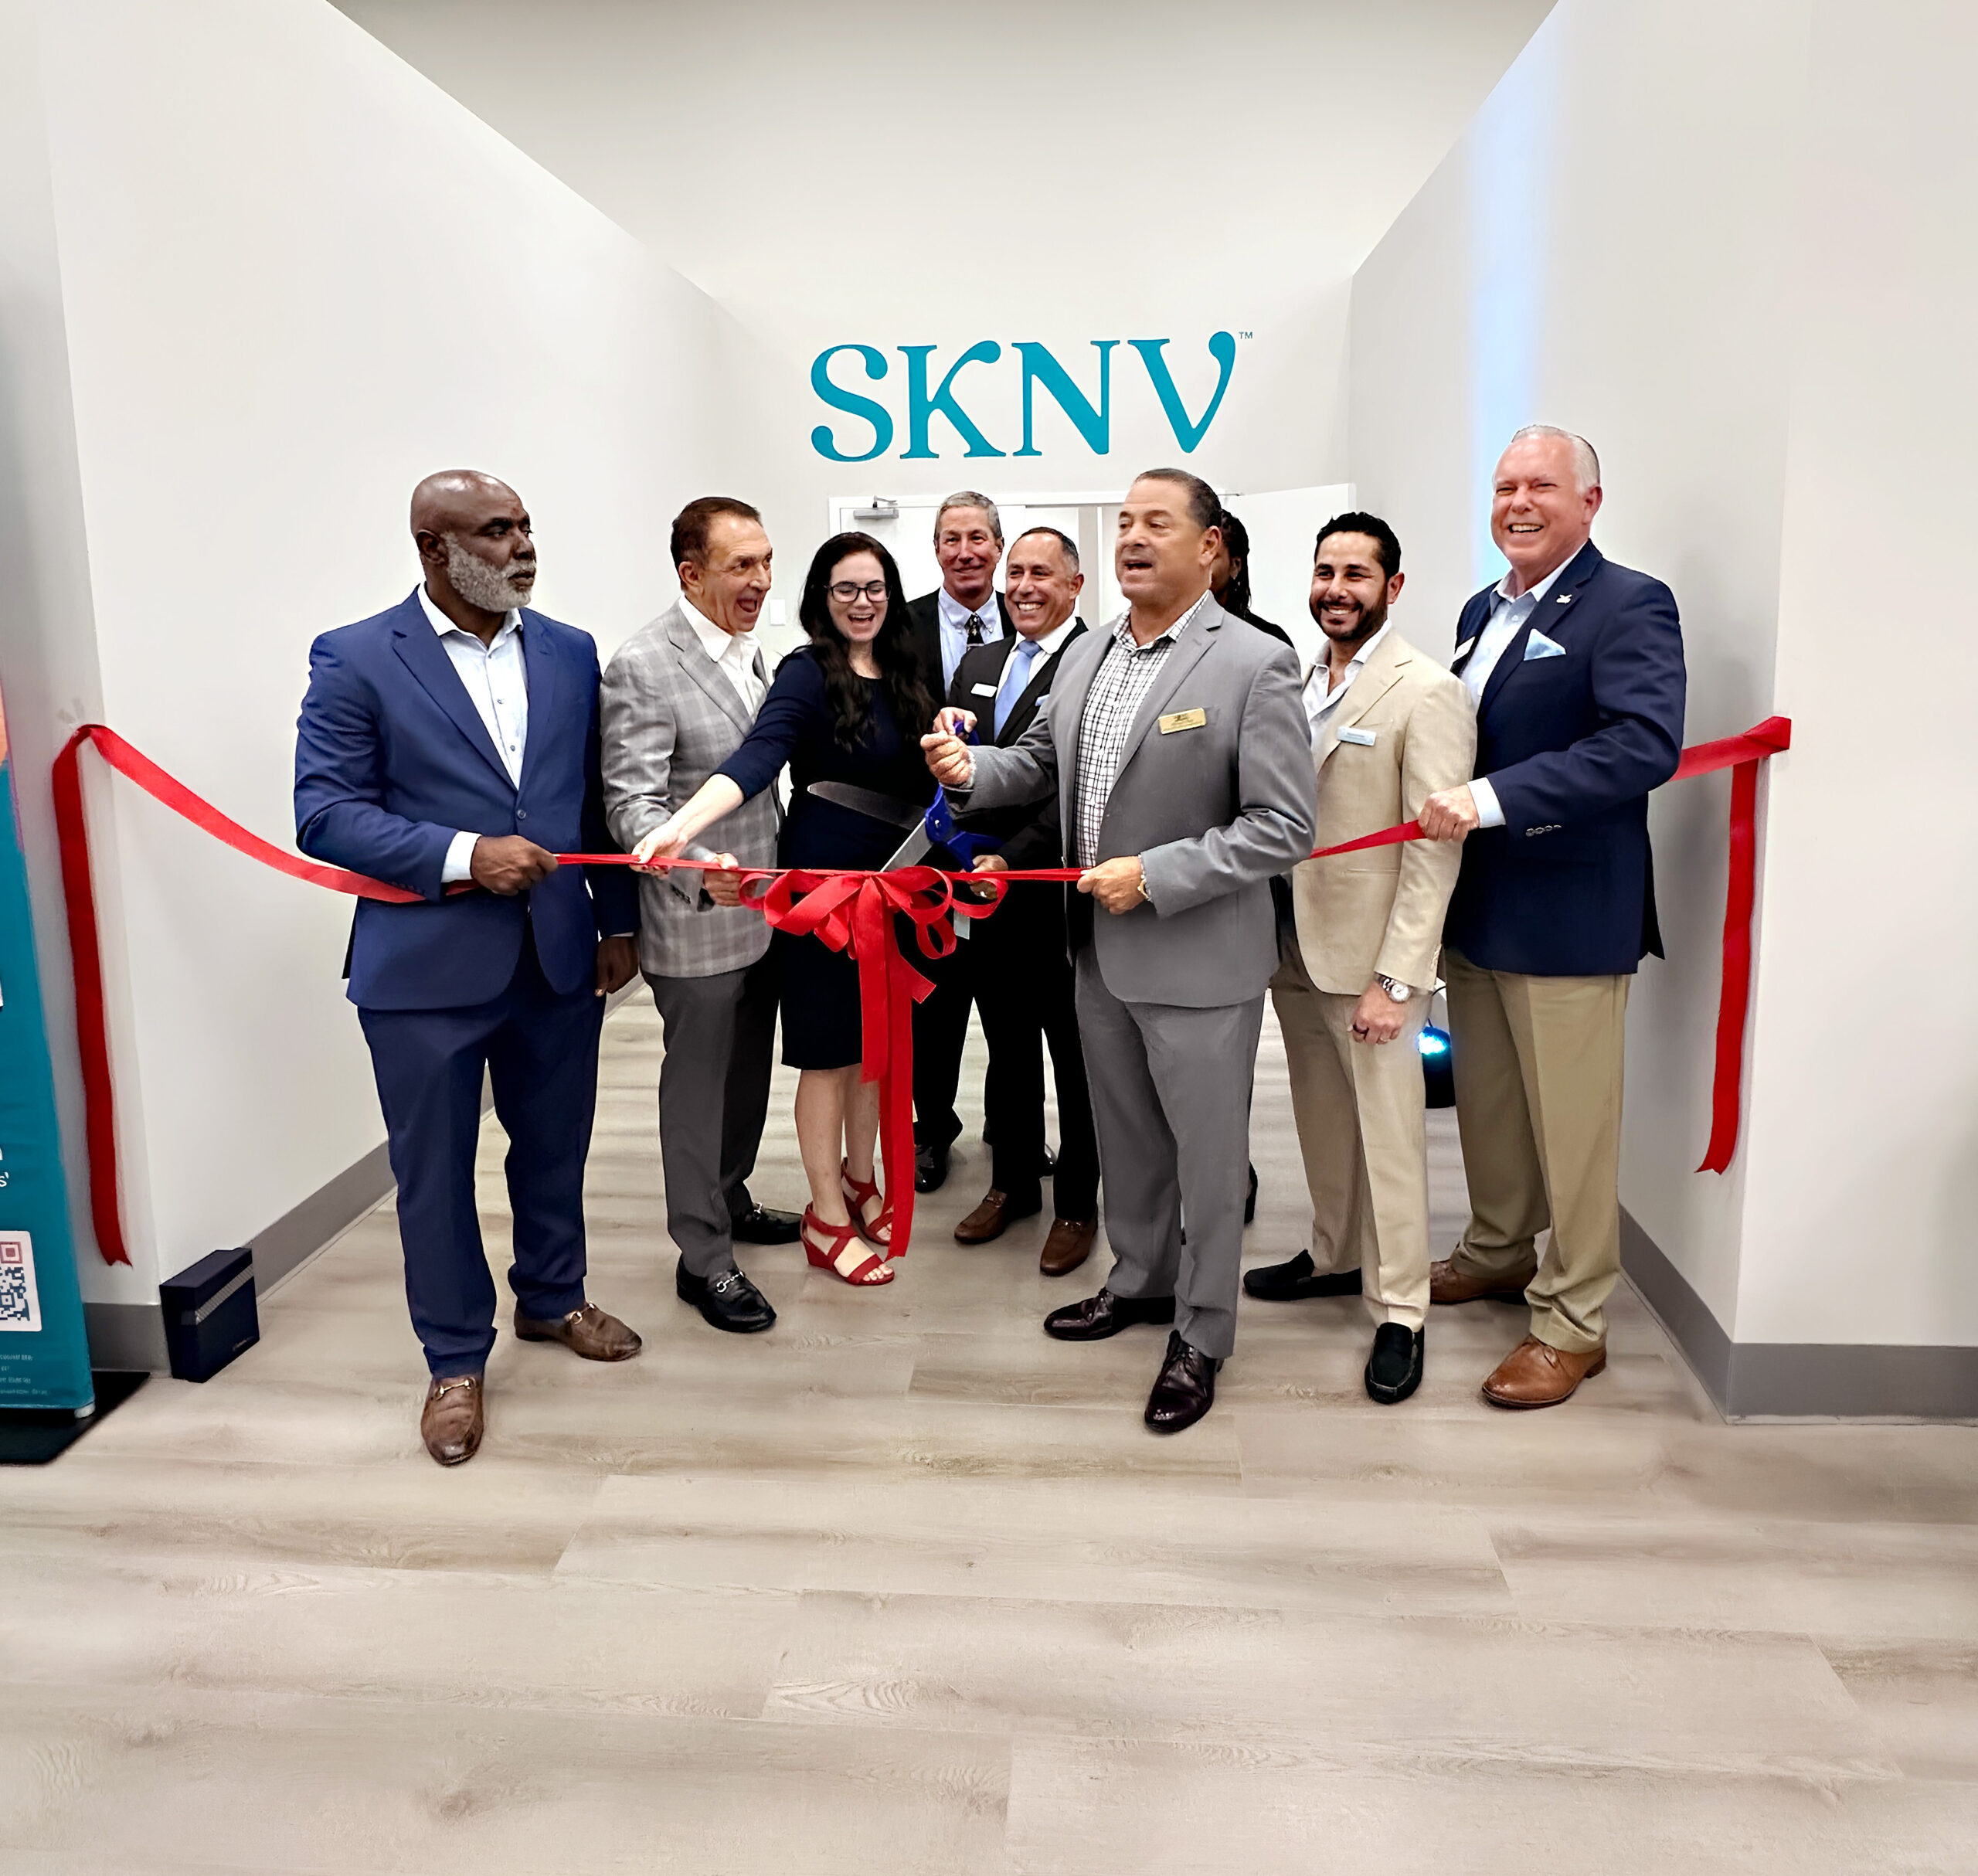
left=1442, top=946, right=1630, bottom=1354
left=1270, top=946, right=1432, bottom=1331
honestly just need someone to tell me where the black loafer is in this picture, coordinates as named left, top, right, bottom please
left=1243, top=1249, right=1365, bottom=1302
left=676, top=1259, right=776, bottom=1334
left=914, top=1140, right=950, bottom=1193
left=1244, top=1163, right=1259, bottom=1225
left=730, top=1205, right=801, bottom=1246
left=1365, top=1323, right=1424, bottom=1404
left=1145, top=1331, right=1220, bottom=1433
left=1043, top=1288, right=1177, bottom=1342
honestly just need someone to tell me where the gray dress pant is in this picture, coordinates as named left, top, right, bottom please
left=1073, top=947, right=1265, bottom=1360
left=645, top=947, right=779, bottom=1278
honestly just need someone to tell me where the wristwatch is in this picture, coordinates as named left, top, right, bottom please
left=1375, top=975, right=1413, bottom=1002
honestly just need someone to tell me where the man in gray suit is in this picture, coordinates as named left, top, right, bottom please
left=601, top=497, right=798, bottom=1334
left=924, top=469, right=1315, bottom=1432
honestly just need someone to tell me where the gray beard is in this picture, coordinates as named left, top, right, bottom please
left=447, top=539, right=534, bottom=613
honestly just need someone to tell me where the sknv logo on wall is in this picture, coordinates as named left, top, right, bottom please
left=809, top=334, right=1239, bottom=463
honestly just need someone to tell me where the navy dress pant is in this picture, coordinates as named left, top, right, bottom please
left=359, top=927, right=603, bottom=1377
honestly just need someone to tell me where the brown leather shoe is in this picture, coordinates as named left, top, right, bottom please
left=953, top=1188, right=1042, bottom=1245
left=420, top=1374, right=484, bottom=1466
left=1040, top=1217, right=1097, bottom=1276
left=1480, top=1335, right=1606, bottom=1409
left=1429, top=1256, right=1535, bottom=1306
left=512, top=1301, right=642, bottom=1361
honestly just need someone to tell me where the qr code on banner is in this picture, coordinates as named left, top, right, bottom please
left=0, top=1233, right=41, bottom=1333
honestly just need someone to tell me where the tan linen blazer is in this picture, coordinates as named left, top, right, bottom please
left=1292, top=627, right=1476, bottom=995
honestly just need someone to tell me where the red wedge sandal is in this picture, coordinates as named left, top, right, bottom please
left=801, top=1205, right=893, bottom=1287
left=841, top=1160, right=897, bottom=1259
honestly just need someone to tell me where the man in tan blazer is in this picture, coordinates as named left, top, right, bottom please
left=1245, top=513, right=1476, bottom=1404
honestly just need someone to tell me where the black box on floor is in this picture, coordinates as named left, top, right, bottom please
left=160, top=1247, right=258, bottom=1382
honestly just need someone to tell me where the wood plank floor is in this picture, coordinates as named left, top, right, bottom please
left=5, top=996, right=1976, bottom=1873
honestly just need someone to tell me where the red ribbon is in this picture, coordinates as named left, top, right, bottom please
left=49, top=716, right=1788, bottom=1268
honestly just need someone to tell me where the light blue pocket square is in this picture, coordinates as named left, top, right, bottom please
left=1524, top=630, right=1567, bottom=661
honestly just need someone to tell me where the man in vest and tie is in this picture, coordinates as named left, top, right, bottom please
left=947, top=527, right=1100, bottom=1275
left=905, top=492, right=1014, bottom=1193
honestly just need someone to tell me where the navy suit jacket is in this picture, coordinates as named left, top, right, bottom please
left=1444, top=542, right=1686, bottom=977
left=294, top=590, right=637, bottom=1011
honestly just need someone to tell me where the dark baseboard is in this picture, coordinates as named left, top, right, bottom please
left=83, top=1301, right=169, bottom=1373
left=1621, top=1208, right=1978, bottom=1420
left=248, top=1137, right=396, bottom=1296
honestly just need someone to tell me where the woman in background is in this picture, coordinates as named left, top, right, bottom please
left=636, top=533, right=939, bottom=1288
left=1212, top=507, right=1293, bottom=647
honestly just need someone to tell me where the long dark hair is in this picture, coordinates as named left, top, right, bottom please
left=1215, top=508, right=1256, bottom=618
left=797, top=532, right=939, bottom=746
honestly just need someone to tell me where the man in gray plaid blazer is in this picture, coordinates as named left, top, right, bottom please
left=601, top=497, right=796, bottom=1334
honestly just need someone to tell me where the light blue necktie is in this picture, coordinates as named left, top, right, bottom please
left=994, top=637, right=1043, bottom=735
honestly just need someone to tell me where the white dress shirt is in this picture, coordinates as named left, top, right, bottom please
left=1302, top=620, right=1392, bottom=744
left=992, top=615, right=1079, bottom=733
left=420, top=586, right=526, bottom=884
left=937, top=586, right=1005, bottom=691
left=1459, top=556, right=1577, bottom=830
left=680, top=594, right=766, bottom=716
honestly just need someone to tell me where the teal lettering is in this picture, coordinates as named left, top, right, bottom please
left=900, top=342, right=1005, bottom=459
left=1014, top=341, right=1116, bottom=457
left=809, top=345, right=894, bottom=462
left=1129, top=333, right=1237, bottom=453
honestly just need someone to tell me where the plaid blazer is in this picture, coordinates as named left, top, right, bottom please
left=600, top=604, right=781, bottom=979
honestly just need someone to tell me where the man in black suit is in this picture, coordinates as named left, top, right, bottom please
left=905, top=492, right=1013, bottom=1191
left=947, top=527, right=1100, bottom=1276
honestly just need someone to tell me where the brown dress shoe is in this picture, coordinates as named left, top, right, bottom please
left=1429, top=1256, right=1535, bottom=1306
left=513, top=1301, right=642, bottom=1361
left=954, top=1188, right=1042, bottom=1244
left=1480, top=1335, right=1606, bottom=1409
left=1040, top=1218, right=1097, bottom=1277
left=421, top=1374, right=484, bottom=1466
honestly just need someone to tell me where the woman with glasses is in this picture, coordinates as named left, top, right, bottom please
left=635, top=533, right=940, bottom=1288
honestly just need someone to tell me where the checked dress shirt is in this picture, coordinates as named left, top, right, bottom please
left=1072, top=593, right=1211, bottom=870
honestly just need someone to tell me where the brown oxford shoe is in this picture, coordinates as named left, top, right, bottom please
left=1429, top=1256, right=1535, bottom=1306
left=1144, top=1330, right=1221, bottom=1434
left=513, top=1301, right=642, bottom=1361
left=953, top=1188, right=1042, bottom=1245
left=420, top=1374, right=484, bottom=1466
left=1480, top=1335, right=1606, bottom=1409
left=1040, top=1217, right=1097, bottom=1277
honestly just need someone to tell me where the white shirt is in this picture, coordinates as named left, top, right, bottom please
left=1302, top=620, right=1392, bottom=743
left=937, top=586, right=1005, bottom=691
left=992, top=615, right=1079, bottom=731
left=680, top=594, right=766, bottom=716
left=420, top=586, right=526, bottom=883
left=1459, top=555, right=1578, bottom=831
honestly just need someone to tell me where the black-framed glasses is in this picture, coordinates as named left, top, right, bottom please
left=828, top=579, right=887, bottom=603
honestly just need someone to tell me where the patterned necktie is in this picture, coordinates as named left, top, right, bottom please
left=965, top=612, right=987, bottom=646
left=994, top=637, right=1043, bottom=736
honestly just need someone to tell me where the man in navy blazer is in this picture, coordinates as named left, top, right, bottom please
left=295, top=471, right=641, bottom=1465
left=1417, top=427, right=1686, bottom=1409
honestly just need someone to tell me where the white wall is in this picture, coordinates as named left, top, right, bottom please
left=12, top=0, right=771, bottom=1298
left=1350, top=0, right=1978, bottom=1349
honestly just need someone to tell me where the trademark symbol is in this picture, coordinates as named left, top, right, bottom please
left=1239, top=330, right=1253, bottom=340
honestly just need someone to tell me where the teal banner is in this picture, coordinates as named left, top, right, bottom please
left=0, top=681, right=93, bottom=1412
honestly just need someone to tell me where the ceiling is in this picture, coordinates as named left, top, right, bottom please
left=330, top=0, right=1556, bottom=364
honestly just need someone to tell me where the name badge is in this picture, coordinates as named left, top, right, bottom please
left=1158, top=708, right=1207, bottom=734
left=1453, top=636, right=1477, bottom=662
left=970, top=681, right=999, bottom=697
left=1336, top=726, right=1377, bottom=747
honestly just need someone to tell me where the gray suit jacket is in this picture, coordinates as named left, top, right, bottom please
left=600, top=603, right=780, bottom=979
left=960, top=596, right=1314, bottom=1008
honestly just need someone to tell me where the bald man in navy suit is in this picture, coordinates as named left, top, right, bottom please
left=1417, top=427, right=1685, bottom=1410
